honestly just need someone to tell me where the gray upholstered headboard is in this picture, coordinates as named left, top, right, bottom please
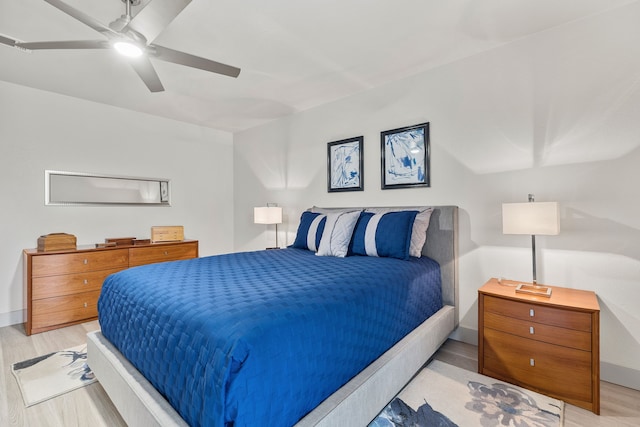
left=308, top=205, right=459, bottom=324
left=423, top=206, right=458, bottom=317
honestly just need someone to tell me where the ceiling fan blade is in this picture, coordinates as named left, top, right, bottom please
left=17, top=40, right=108, bottom=50
left=43, top=0, right=118, bottom=36
left=151, top=45, right=240, bottom=78
left=0, top=34, right=17, bottom=47
left=126, top=0, right=192, bottom=44
left=129, top=56, right=165, bottom=92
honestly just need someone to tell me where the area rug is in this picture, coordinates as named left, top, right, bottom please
left=11, top=344, right=96, bottom=407
left=370, top=360, right=564, bottom=427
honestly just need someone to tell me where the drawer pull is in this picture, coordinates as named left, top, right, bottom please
left=83, top=279, right=88, bottom=285
left=83, top=259, right=88, bottom=265
left=529, top=326, right=534, bottom=334
left=83, top=302, right=88, bottom=308
left=530, top=358, right=535, bottom=367
left=164, top=251, right=169, bottom=256
left=529, top=308, right=535, bottom=317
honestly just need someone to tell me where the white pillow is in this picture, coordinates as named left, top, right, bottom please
left=316, top=210, right=361, bottom=257
left=409, top=208, right=434, bottom=257
left=365, top=207, right=434, bottom=257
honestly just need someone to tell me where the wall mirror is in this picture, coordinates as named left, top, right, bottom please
left=45, top=170, right=170, bottom=206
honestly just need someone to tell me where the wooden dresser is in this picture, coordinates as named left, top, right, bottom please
left=478, top=277, right=600, bottom=414
left=23, top=240, right=198, bottom=335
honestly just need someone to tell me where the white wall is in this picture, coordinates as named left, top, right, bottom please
left=0, top=81, right=234, bottom=327
left=234, top=3, right=640, bottom=389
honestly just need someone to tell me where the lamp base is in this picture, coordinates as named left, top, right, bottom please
left=515, top=283, right=552, bottom=297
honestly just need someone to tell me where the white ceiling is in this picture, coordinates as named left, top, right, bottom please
left=0, top=0, right=635, bottom=133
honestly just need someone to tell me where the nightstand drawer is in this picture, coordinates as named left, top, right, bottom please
left=483, top=328, right=592, bottom=403
left=484, top=295, right=592, bottom=331
left=484, top=311, right=592, bottom=351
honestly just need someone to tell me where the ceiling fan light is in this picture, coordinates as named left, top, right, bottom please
left=113, top=41, right=143, bottom=58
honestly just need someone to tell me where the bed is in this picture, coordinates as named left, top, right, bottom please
left=87, top=205, right=458, bottom=426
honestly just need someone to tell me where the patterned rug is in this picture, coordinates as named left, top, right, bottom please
left=370, top=360, right=564, bottom=427
left=11, top=344, right=96, bottom=407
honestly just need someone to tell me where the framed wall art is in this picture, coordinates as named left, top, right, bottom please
left=381, top=122, right=430, bottom=189
left=327, top=136, right=364, bottom=192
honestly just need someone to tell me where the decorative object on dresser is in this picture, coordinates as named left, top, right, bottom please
left=103, top=237, right=152, bottom=247
left=502, top=194, right=560, bottom=288
left=37, top=233, right=77, bottom=252
left=254, top=204, right=283, bottom=249
left=478, top=277, right=600, bottom=414
left=104, top=237, right=136, bottom=246
left=23, top=239, right=198, bottom=335
left=150, top=225, right=184, bottom=243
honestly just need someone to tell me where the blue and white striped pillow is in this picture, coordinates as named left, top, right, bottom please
left=364, top=207, right=433, bottom=257
left=291, top=212, right=326, bottom=252
left=350, top=211, right=419, bottom=260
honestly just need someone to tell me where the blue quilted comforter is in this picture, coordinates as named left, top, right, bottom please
left=98, top=248, right=442, bottom=427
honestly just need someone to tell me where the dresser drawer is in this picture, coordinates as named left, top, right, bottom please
left=31, top=290, right=100, bottom=330
left=32, top=267, right=124, bottom=300
left=483, top=295, right=592, bottom=332
left=483, top=328, right=592, bottom=403
left=484, top=311, right=592, bottom=351
left=129, top=242, right=197, bottom=267
left=32, top=249, right=129, bottom=277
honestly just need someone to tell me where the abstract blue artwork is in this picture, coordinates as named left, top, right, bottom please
left=328, top=136, right=364, bottom=192
left=381, top=123, right=430, bottom=189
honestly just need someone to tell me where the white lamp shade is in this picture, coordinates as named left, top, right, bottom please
left=502, top=202, right=560, bottom=235
left=254, top=206, right=283, bottom=225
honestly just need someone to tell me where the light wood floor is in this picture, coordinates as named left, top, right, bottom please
left=1, top=322, right=639, bottom=426
left=0, top=321, right=125, bottom=427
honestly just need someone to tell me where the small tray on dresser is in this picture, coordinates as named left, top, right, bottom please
left=515, top=283, right=552, bottom=297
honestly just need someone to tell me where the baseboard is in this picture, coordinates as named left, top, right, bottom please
left=0, top=309, right=24, bottom=329
left=449, top=326, right=478, bottom=346
left=601, top=361, right=640, bottom=392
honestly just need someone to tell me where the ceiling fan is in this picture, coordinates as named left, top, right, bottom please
left=0, top=0, right=240, bottom=92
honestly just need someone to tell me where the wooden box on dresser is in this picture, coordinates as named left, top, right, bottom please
left=478, top=277, right=600, bottom=414
left=23, top=240, right=198, bottom=335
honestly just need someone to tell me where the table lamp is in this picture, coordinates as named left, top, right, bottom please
left=502, top=194, right=560, bottom=294
left=254, top=205, right=283, bottom=249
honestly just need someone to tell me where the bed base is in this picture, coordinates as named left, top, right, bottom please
left=87, top=305, right=454, bottom=427
left=88, top=330, right=188, bottom=427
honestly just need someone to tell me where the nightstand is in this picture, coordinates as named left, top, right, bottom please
left=478, top=278, right=600, bottom=414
